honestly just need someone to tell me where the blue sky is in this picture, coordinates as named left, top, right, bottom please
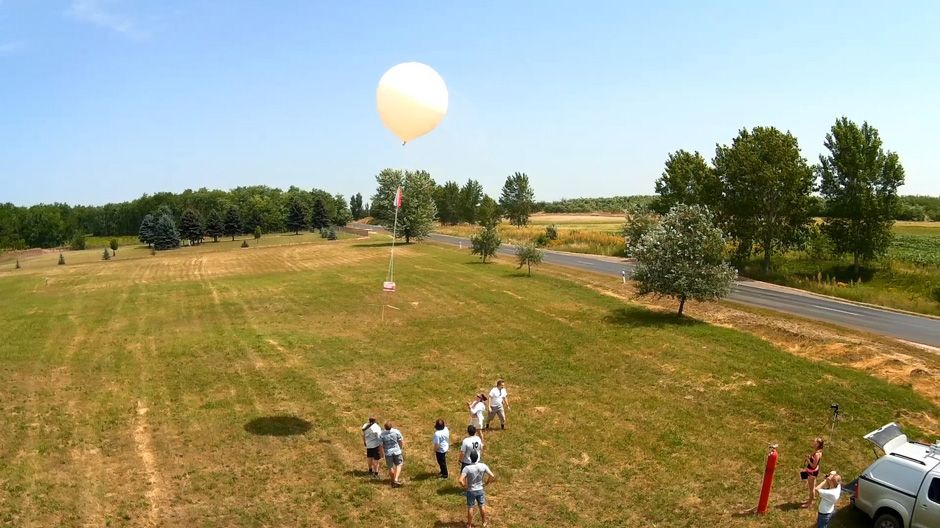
left=1, top=1, right=938, bottom=206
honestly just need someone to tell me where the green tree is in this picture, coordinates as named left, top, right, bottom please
left=23, top=205, right=67, bottom=248
left=477, top=195, right=500, bottom=228
left=713, top=126, right=815, bottom=272
left=205, top=209, right=224, bottom=242
left=499, top=172, right=535, bottom=226
left=254, top=226, right=262, bottom=239
left=653, top=150, right=719, bottom=214
left=138, top=214, right=156, bottom=247
left=458, top=179, right=484, bottom=224
left=349, top=193, right=364, bottom=219
left=515, top=242, right=543, bottom=276
left=102, top=247, right=111, bottom=260
left=14, top=258, right=20, bottom=269
left=58, top=253, right=65, bottom=265
left=470, top=224, right=501, bottom=263
left=223, top=206, right=242, bottom=241
left=152, top=214, right=180, bottom=250
left=434, top=181, right=461, bottom=225
left=70, top=233, right=87, bottom=251
left=370, top=168, right=438, bottom=243
left=622, top=203, right=658, bottom=257
left=286, top=197, right=309, bottom=234
left=632, top=204, right=737, bottom=316
left=330, top=194, right=353, bottom=226
left=310, top=198, right=330, bottom=230
left=179, top=208, right=205, bottom=246
left=817, top=118, right=905, bottom=275
left=109, top=238, right=118, bottom=253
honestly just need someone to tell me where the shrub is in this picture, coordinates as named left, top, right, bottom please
left=15, top=259, right=20, bottom=269
left=931, top=286, right=940, bottom=303
left=327, top=228, right=337, bottom=240
left=534, top=233, right=549, bottom=247
left=241, top=240, right=249, bottom=248
left=58, top=253, right=65, bottom=265
left=150, top=247, right=156, bottom=256
left=545, top=224, right=558, bottom=241
left=253, top=226, right=262, bottom=239
left=70, top=234, right=86, bottom=251
left=109, top=238, right=119, bottom=253
left=102, top=248, right=111, bottom=260
left=319, top=228, right=329, bottom=238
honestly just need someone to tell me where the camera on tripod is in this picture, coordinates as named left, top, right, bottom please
left=830, top=403, right=840, bottom=415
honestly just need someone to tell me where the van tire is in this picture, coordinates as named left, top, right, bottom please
left=873, top=512, right=902, bottom=528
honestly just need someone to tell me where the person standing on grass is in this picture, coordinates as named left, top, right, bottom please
left=484, top=380, right=509, bottom=430
left=361, top=417, right=383, bottom=478
left=380, top=421, right=405, bottom=486
left=468, top=393, right=487, bottom=438
left=801, top=437, right=825, bottom=508
left=433, top=418, right=450, bottom=479
left=459, top=425, right=484, bottom=473
left=815, top=470, right=842, bottom=528
left=459, top=450, right=495, bottom=528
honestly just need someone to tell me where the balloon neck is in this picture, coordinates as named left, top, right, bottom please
left=402, top=141, right=407, bottom=146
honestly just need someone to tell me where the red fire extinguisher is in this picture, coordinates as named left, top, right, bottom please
left=757, top=444, right=778, bottom=514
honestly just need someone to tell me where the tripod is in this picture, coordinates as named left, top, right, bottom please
left=828, top=403, right=841, bottom=444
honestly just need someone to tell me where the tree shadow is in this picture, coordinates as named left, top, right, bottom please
left=463, top=261, right=490, bottom=265
left=433, top=522, right=467, bottom=528
left=351, top=241, right=397, bottom=248
left=243, top=415, right=312, bottom=436
left=603, top=306, right=703, bottom=329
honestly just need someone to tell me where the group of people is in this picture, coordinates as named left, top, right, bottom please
left=360, top=379, right=509, bottom=527
left=800, top=437, right=842, bottom=528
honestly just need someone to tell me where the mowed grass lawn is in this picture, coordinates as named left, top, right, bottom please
left=0, top=236, right=936, bottom=527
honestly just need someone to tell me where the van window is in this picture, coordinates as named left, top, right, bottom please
left=871, top=458, right=924, bottom=495
left=929, top=478, right=940, bottom=504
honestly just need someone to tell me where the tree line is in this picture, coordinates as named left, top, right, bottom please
left=635, top=117, right=911, bottom=275
left=0, top=186, right=360, bottom=250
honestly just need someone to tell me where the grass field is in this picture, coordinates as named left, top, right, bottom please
left=0, top=235, right=937, bottom=527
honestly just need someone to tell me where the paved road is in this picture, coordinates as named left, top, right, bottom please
left=351, top=224, right=940, bottom=347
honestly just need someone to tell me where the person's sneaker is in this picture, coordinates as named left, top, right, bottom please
left=439, top=475, right=448, bottom=480
left=372, top=472, right=379, bottom=479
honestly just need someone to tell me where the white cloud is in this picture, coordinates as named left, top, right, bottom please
left=67, top=0, right=149, bottom=39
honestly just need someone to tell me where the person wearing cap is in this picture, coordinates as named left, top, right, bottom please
left=361, top=416, right=383, bottom=478
left=459, top=449, right=495, bottom=528
left=815, top=470, right=842, bottom=528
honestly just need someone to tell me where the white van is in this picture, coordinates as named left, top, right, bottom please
left=852, top=422, right=940, bottom=528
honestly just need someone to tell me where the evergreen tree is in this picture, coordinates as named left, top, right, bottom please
left=310, top=198, right=330, bottom=230
left=632, top=204, right=737, bottom=316
left=58, top=253, right=65, bottom=265
left=15, top=258, right=20, bottom=269
left=349, top=193, right=364, bottom=219
left=109, top=239, right=118, bottom=253
left=434, top=181, right=461, bottom=224
left=817, top=118, right=905, bottom=275
left=331, top=194, right=353, bottom=226
left=458, top=179, right=484, bottom=224
left=470, top=224, right=501, bottom=263
left=223, top=206, right=242, bottom=241
left=138, top=214, right=156, bottom=247
left=178, top=208, right=205, bottom=246
left=499, top=172, right=535, bottom=226
left=102, top=247, right=111, bottom=260
left=205, top=209, right=224, bottom=242
left=286, top=197, right=309, bottom=234
left=477, top=195, right=501, bottom=228
left=254, top=226, right=262, bottom=239
left=152, top=214, right=180, bottom=250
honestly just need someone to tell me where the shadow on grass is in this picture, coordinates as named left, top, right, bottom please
left=412, top=472, right=442, bottom=482
left=343, top=470, right=387, bottom=485
left=433, top=522, right=467, bottom=528
left=243, top=415, right=312, bottom=436
left=436, top=485, right=466, bottom=496
left=351, top=241, right=398, bottom=248
left=603, top=306, right=703, bottom=329
left=776, top=501, right=805, bottom=512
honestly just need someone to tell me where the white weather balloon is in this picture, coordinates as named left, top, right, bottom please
left=376, top=62, right=448, bottom=144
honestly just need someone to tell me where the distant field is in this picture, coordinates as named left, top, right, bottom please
left=0, top=234, right=935, bottom=527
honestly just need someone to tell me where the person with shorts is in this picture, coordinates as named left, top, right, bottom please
left=459, top=450, right=495, bottom=528
left=814, top=470, right=842, bottom=528
left=361, top=416, right=383, bottom=478
left=459, top=425, right=484, bottom=473
left=484, top=380, right=508, bottom=430
left=433, top=418, right=450, bottom=479
left=468, top=393, right=487, bottom=438
left=379, top=421, right=405, bottom=487
left=801, top=437, right=825, bottom=507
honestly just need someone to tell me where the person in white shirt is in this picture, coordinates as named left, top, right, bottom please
left=468, top=393, right=487, bottom=438
left=484, top=379, right=509, bottom=430
left=459, top=425, right=484, bottom=472
left=432, top=418, right=450, bottom=479
left=814, top=470, right=842, bottom=528
left=361, top=416, right=383, bottom=478
left=459, top=450, right=495, bottom=528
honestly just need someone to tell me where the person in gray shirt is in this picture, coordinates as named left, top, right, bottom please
left=459, top=450, right=495, bottom=527
left=379, top=421, right=405, bottom=487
